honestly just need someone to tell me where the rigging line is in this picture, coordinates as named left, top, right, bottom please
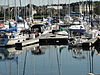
left=23, top=50, right=28, bottom=75
left=56, top=47, right=61, bottom=75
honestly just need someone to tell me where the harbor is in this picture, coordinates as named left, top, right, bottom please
left=0, top=0, right=100, bottom=75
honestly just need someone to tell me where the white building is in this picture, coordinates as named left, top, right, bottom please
left=47, top=5, right=63, bottom=10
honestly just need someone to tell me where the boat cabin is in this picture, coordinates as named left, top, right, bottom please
left=31, top=24, right=46, bottom=33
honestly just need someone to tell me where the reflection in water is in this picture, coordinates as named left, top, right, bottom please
left=96, top=49, right=100, bottom=55
left=71, top=47, right=86, bottom=60
left=0, top=45, right=100, bottom=75
left=31, top=46, right=45, bottom=55
left=0, top=48, right=9, bottom=60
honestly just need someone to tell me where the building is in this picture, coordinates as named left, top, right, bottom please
left=47, top=5, right=63, bottom=10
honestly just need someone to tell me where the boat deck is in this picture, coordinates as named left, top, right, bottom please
left=22, top=38, right=39, bottom=47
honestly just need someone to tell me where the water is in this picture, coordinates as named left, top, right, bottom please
left=0, top=45, right=100, bottom=75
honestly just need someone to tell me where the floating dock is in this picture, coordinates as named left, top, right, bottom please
left=39, top=33, right=68, bottom=45
left=15, top=38, right=39, bottom=50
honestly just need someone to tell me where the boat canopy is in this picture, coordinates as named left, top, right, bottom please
left=70, top=29, right=86, bottom=33
left=0, top=27, right=17, bottom=32
left=0, top=22, right=17, bottom=32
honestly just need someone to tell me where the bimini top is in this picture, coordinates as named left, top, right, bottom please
left=0, top=22, right=17, bottom=32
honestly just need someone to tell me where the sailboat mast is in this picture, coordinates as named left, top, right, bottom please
left=24, top=0, right=27, bottom=19
left=29, top=0, right=32, bottom=19
left=3, top=0, right=7, bottom=22
left=58, top=0, right=60, bottom=20
left=90, top=0, right=93, bottom=26
left=51, top=0, right=53, bottom=17
left=18, top=0, right=22, bottom=17
left=20, top=0, right=22, bottom=7
left=89, top=0, right=93, bottom=27
left=14, top=0, right=17, bottom=21
left=8, top=0, right=10, bottom=19
left=25, top=0, right=27, bottom=19
left=4, top=7, right=6, bottom=22
left=86, top=0, right=88, bottom=16
left=68, top=0, right=70, bottom=16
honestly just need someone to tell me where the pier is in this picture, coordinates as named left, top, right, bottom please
left=15, top=38, right=39, bottom=50
left=39, top=33, right=68, bottom=45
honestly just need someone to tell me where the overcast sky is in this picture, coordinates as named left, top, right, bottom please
left=0, top=0, right=98, bottom=6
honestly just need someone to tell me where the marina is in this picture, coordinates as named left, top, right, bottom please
left=0, top=0, right=100, bottom=75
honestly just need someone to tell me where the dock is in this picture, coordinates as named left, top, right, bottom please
left=15, top=38, right=39, bottom=50
left=22, top=38, right=39, bottom=47
left=39, top=33, right=68, bottom=45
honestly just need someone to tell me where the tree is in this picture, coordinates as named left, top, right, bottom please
left=0, top=12, right=3, bottom=17
left=94, top=1, right=100, bottom=15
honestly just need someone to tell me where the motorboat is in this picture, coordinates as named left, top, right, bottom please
left=69, top=19, right=86, bottom=33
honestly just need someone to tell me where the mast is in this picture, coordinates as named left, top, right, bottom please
left=14, top=0, right=17, bottom=21
left=19, top=0, right=22, bottom=7
left=90, top=0, right=93, bottom=27
left=86, top=0, right=88, bottom=16
left=88, top=0, right=93, bottom=28
left=18, top=0, right=22, bottom=17
left=25, top=0, right=27, bottom=19
left=47, top=0, right=50, bottom=17
left=58, top=0, right=60, bottom=20
left=68, top=0, right=70, bottom=16
left=3, top=0, right=7, bottom=22
left=51, top=0, right=53, bottom=17
left=29, top=0, right=32, bottom=19
left=4, top=7, right=6, bottom=22
left=8, top=0, right=10, bottom=19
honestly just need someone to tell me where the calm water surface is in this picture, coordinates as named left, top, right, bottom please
left=0, top=45, right=100, bottom=75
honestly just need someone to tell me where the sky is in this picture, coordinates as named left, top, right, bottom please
left=0, top=0, right=99, bottom=7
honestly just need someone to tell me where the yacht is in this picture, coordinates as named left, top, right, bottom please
left=69, top=19, right=86, bottom=33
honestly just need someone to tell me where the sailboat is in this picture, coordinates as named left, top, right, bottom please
left=0, top=0, right=31, bottom=47
left=0, top=20, right=30, bottom=47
